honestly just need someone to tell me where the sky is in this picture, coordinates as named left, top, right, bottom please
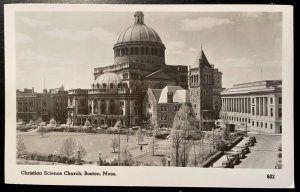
left=15, top=11, right=282, bottom=92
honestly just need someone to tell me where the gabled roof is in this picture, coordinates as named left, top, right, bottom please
left=158, top=86, right=185, bottom=103
left=173, top=90, right=190, bottom=103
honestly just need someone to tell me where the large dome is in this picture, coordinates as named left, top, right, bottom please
left=113, top=11, right=166, bottom=66
left=92, top=72, right=122, bottom=89
left=116, top=24, right=162, bottom=44
left=115, top=12, right=162, bottom=44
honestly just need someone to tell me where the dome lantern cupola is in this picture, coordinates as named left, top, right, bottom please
left=134, top=11, right=144, bottom=24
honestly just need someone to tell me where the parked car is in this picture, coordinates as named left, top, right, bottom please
left=227, top=153, right=240, bottom=165
left=278, top=144, right=282, bottom=151
left=275, top=159, right=282, bottom=169
left=222, top=160, right=234, bottom=168
left=231, top=149, right=246, bottom=159
left=249, top=136, right=256, bottom=143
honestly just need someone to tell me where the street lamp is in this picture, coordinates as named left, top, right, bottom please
left=98, top=150, right=102, bottom=161
left=167, top=156, right=171, bottom=167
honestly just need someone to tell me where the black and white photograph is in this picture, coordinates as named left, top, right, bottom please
left=4, top=4, right=294, bottom=188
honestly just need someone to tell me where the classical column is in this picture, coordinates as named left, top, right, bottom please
left=248, top=98, right=251, bottom=114
left=260, top=97, right=263, bottom=116
left=75, top=98, right=78, bottom=114
left=98, top=99, right=101, bottom=114
left=262, top=97, right=265, bottom=116
left=106, top=99, right=110, bottom=115
left=91, top=100, right=94, bottom=114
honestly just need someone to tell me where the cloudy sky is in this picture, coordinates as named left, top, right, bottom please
left=15, top=11, right=282, bottom=92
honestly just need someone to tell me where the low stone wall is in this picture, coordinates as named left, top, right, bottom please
left=199, top=136, right=243, bottom=168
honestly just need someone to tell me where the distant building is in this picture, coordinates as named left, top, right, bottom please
left=16, top=85, right=68, bottom=123
left=220, top=80, right=282, bottom=133
left=143, top=86, right=190, bottom=128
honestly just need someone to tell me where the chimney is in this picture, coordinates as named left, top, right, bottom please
left=167, top=92, right=173, bottom=103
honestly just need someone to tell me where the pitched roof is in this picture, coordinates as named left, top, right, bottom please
left=151, top=89, right=162, bottom=101
left=173, top=90, right=190, bottom=103
left=158, top=86, right=186, bottom=103
left=193, top=48, right=212, bottom=68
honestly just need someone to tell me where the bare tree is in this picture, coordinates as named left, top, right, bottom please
left=49, top=118, right=57, bottom=128
left=171, top=105, right=196, bottom=167
left=60, top=138, right=76, bottom=158
left=111, top=136, right=118, bottom=153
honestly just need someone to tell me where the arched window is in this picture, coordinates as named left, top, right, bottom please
left=145, top=47, right=148, bottom=55
left=103, top=83, right=107, bottom=89
left=101, top=100, right=105, bottom=114
left=92, top=84, right=95, bottom=89
left=97, top=83, right=100, bottom=89
left=141, top=47, right=144, bottom=55
left=131, top=47, right=134, bottom=55
left=117, top=83, right=121, bottom=89
left=110, top=83, right=114, bottom=89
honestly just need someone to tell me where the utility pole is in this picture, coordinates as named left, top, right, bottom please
left=245, top=122, right=248, bottom=137
left=118, top=122, right=121, bottom=166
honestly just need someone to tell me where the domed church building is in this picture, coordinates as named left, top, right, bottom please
left=67, top=11, right=188, bottom=127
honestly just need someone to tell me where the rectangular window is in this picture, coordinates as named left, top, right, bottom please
left=265, top=123, right=267, bottom=128
left=270, top=98, right=273, bottom=104
left=279, top=107, right=282, bottom=118
left=270, top=108, right=273, bottom=117
left=252, top=98, right=254, bottom=103
left=252, top=107, right=255, bottom=115
left=257, top=122, right=259, bottom=127
left=252, top=121, right=254, bottom=126
left=279, top=97, right=282, bottom=104
left=270, top=124, right=273, bottom=129
left=261, top=122, right=263, bottom=128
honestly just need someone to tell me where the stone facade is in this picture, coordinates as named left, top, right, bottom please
left=189, top=49, right=221, bottom=130
left=68, top=11, right=188, bottom=127
left=220, top=80, right=282, bottom=133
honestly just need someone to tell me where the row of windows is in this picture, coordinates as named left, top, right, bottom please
left=114, top=47, right=164, bottom=57
left=251, top=97, right=282, bottom=104
left=160, top=105, right=181, bottom=112
left=223, top=116, right=274, bottom=130
left=190, top=74, right=213, bottom=85
left=92, top=83, right=122, bottom=89
left=190, top=90, right=209, bottom=97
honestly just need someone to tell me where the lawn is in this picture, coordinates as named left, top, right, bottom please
left=18, top=131, right=150, bottom=162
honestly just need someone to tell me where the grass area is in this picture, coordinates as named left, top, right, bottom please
left=18, top=131, right=150, bottom=162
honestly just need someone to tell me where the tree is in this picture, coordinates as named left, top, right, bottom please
left=77, top=143, right=87, bottom=160
left=148, top=122, right=159, bottom=156
left=36, top=117, right=46, bottom=137
left=205, top=130, right=223, bottom=152
left=49, top=118, right=57, bottom=127
left=60, top=138, right=76, bottom=158
left=111, top=136, right=118, bottom=153
left=220, top=111, right=230, bottom=141
left=121, top=146, right=135, bottom=166
left=84, top=119, right=91, bottom=127
left=171, top=105, right=196, bottom=167
left=17, top=135, right=26, bottom=157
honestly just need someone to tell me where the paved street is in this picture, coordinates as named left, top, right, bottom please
left=235, top=132, right=281, bottom=169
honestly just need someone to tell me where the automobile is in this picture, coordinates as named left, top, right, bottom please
left=249, top=136, right=256, bottom=143
left=275, top=159, right=282, bottom=169
left=222, top=160, right=234, bottom=168
left=278, top=144, right=282, bottom=151
left=231, top=149, right=246, bottom=159
left=227, top=153, right=240, bottom=165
